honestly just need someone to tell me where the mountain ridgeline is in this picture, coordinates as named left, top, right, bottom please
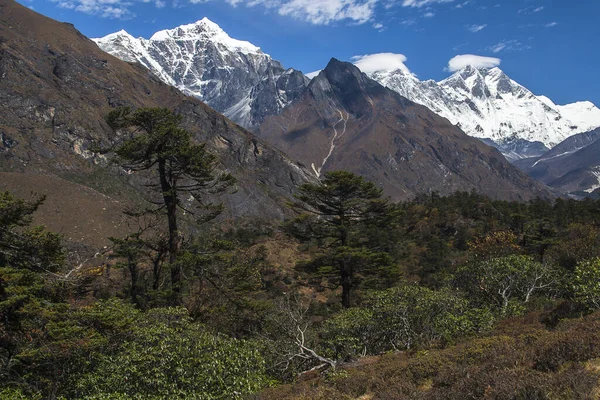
left=258, top=59, right=552, bottom=201
left=95, top=21, right=600, bottom=161
left=366, top=65, right=600, bottom=160
left=94, top=19, right=600, bottom=198
left=93, top=20, right=310, bottom=130
left=515, top=128, right=600, bottom=197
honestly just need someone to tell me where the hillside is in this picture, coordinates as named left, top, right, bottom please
left=0, top=0, right=313, bottom=249
left=259, top=312, right=600, bottom=400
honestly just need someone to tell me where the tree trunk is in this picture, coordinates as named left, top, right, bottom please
left=128, top=254, right=139, bottom=306
left=341, top=259, right=352, bottom=308
left=340, top=219, right=351, bottom=308
left=158, top=159, right=181, bottom=298
left=152, top=254, right=162, bottom=291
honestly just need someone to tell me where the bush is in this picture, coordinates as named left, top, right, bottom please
left=572, top=257, right=600, bottom=310
left=319, top=286, right=494, bottom=359
left=456, top=255, right=559, bottom=314
left=75, top=307, right=270, bottom=399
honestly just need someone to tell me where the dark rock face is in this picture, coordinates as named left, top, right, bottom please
left=514, top=128, right=600, bottom=197
left=258, top=59, right=552, bottom=201
left=0, top=0, right=313, bottom=223
left=93, top=22, right=310, bottom=130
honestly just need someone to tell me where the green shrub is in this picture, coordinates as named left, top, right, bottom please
left=319, top=286, right=494, bottom=359
left=75, top=307, right=270, bottom=399
left=573, top=257, right=600, bottom=310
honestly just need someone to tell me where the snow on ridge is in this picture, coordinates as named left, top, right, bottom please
left=148, top=18, right=262, bottom=55
left=363, top=64, right=600, bottom=149
left=94, top=19, right=309, bottom=130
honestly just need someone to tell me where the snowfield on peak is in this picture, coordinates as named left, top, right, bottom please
left=93, top=19, right=309, bottom=129
left=362, top=64, right=600, bottom=156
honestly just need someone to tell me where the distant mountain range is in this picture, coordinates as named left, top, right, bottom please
left=0, top=0, right=314, bottom=250
left=515, top=128, right=600, bottom=198
left=365, top=65, right=600, bottom=161
left=257, top=58, right=551, bottom=201
left=95, top=20, right=600, bottom=163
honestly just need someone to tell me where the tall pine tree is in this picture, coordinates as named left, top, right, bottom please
left=106, top=107, right=235, bottom=298
left=286, top=171, right=396, bottom=308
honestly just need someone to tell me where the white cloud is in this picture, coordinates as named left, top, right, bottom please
left=352, top=52, right=413, bottom=75
left=453, top=1, right=470, bottom=9
left=446, top=54, right=501, bottom=72
left=52, top=0, right=463, bottom=23
left=518, top=5, right=544, bottom=14
left=220, top=0, right=381, bottom=25
left=468, top=24, right=487, bottom=33
left=545, top=21, right=558, bottom=28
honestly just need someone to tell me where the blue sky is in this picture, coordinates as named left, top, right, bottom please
left=22, top=0, right=600, bottom=106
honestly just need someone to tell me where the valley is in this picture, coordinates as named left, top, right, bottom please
left=1, top=1, right=600, bottom=399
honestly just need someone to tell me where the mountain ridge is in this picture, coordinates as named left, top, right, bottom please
left=257, top=58, right=552, bottom=201
left=365, top=64, right=600, bottom=156
left=93, top=20, right=309, bottom=129
left=0, top=0, right=314, bottom=242
left=95, top=20, right=600, bottom=159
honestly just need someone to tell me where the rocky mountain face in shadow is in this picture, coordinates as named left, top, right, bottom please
left=514, top=128, right=600, bottom=198
left=258, top=59, right=552, bottom=201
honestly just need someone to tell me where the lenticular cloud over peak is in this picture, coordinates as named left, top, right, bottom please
left=352, top=53, right=414, bottom=76
left=446, top=54, right=501, bottom=72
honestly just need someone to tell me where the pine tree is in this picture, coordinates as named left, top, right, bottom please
left=286, top=171, right=395, bottom=308
left=106, top=107, right=235, bottom=297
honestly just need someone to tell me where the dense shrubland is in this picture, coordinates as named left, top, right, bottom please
left=3, top=109, right=600, bottom=398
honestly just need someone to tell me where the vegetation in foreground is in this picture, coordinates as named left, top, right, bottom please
left=3, top=108, right=600, bottom=399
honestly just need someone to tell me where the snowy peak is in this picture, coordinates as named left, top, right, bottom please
left=94, top=20, right=309, bottom=129
left=361, top=63, right=600, bottom=153
left=148, top=18, right=262, bottom=54
left=99, top=29, right=134, bottom=40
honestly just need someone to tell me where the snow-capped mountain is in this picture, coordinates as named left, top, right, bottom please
left=366, top=65, right=600, bottom=159
left=93, top=19, right=309, bottom=129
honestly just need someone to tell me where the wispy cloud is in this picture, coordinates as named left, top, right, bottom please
left=51, top=0, right=464, bottom=23
left=52, top=0, right=165, bottom=18
left=545, top=21, right=558, bottom=28
left=468, top=24, right=487, bottom=33
left=518, top=5, right=545, bottom=14
left=453, top=1, right=470, bottom=9
left=401, top=0, right=455, bottom=7
left=446, top=54, right=501, bottom=72
left=487, top=39, right=530, bottom=54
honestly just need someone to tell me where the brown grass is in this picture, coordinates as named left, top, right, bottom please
left=259, top=312, right=600, bottom=400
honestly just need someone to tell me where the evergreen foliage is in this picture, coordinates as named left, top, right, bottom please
left=285, top=171, right=397, bottom=307
left=5, top=165, right=600, bottom=398
left=106, top=107, right=235, bottom=297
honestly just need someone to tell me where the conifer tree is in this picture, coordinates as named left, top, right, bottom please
left=286, top=171, right=395, bottom=308
left=106, top=107, right=235, bottom=297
